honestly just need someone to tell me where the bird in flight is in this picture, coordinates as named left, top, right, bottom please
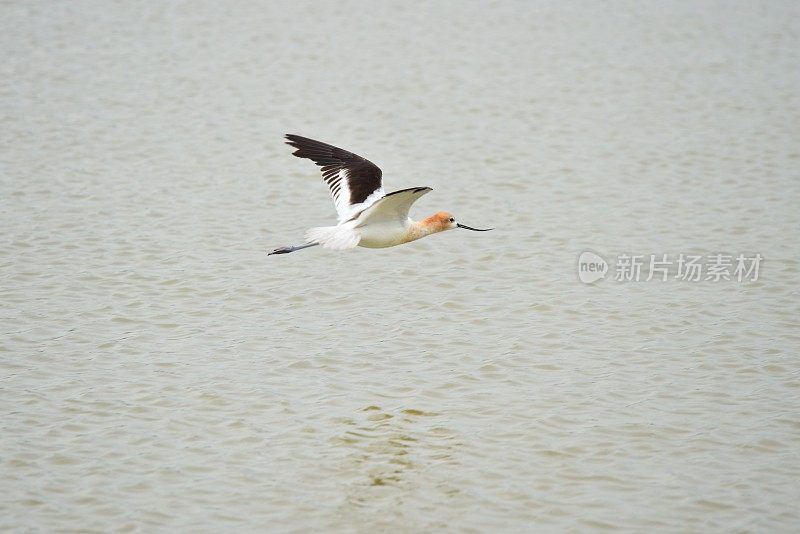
left=269, top=135, right=491, bottom=255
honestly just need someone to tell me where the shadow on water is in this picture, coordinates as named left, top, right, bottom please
left=330, top=405, right=460, bottom=500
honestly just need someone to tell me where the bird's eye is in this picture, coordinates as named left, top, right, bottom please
left=449, top=217, right=455, bottom=222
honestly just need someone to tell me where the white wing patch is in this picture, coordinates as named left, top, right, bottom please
left=355, top=187, right=432, bottom=227
left=333, top=169, right=385, bottom=223
left=331, top=169, right=352, bottom=221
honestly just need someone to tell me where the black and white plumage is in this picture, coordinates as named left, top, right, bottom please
left=269, top=135, right=491, bottom=255
left=284, top=134, right=386, bottom=222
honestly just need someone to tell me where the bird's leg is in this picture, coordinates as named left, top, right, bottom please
left=268, top=242, right=319, bottom=255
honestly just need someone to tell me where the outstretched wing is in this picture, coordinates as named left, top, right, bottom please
left=355, top=187, right=432, bottom=227
left=285, top=134, right=385, bottom=222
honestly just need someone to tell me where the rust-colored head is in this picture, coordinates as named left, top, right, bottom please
left=421, top=211, right=458, bottom=233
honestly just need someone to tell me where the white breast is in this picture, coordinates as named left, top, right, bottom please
left=357, top=219, right=412, bottom=248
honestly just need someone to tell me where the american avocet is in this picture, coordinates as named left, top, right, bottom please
left=269, top=135, right=492, bottom=255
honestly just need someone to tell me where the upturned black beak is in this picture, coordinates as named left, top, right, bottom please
left=457, top=223, right=493, bottom=231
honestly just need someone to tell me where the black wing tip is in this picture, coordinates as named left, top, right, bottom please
left=284, top=134, right=302, bottom=148
left=285, top=133, right=329, bottom=146
left=285, top=134, right=322, bottom=159
left=385, top=186, right=433, bottom=197
left=284, top=134, right=338, bottom=157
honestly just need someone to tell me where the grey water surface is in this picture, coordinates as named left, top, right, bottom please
left=2, top=1, right=799, bottom=532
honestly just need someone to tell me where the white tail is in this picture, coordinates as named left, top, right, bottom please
left=305, top=224, right=360, bottom=250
